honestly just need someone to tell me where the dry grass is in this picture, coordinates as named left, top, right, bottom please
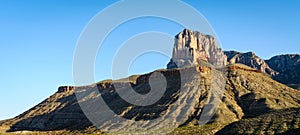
left=216, top=108, right=300, bottom=135
left=169, top=122, right=230, bottom=135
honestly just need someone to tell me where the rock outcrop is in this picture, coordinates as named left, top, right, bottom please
left=167, top=29, right=227, bottom=69
left=58, top=86, right=74, bottom=93
left=224, top=51, right=278, bottom=75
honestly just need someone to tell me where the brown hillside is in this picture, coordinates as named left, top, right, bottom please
left=0, top=64, right=299, bottom=134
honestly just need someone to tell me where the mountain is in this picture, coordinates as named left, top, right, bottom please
left=171, top=64, right=300, bottom=135
left=1, top=65, right=225, bottom=134
left=223, top=51, right=300, bottom=90
left=1, top=29, right=299, bottom=134
left=1, top=63, right=299, bottom=134
left=224, top=51, right=278, bottom=75
left=167, top=29, right=227, bottom=69
left=266, top=54, right=300, bottom=89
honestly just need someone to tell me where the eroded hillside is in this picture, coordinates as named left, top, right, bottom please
left=1, top=64, right=299, bottom=134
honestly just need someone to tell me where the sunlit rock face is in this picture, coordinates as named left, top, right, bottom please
left=167, top=29, right=227, bottom=69
left=224, top=51, right=278, bottom=76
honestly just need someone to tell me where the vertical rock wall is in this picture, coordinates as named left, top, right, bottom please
left=167, top=29, right=227, bottom=69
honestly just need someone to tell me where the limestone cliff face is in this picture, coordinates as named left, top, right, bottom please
left=224, top=51, right=278, bottom=76
left=167, top=29, right=227, bottom=69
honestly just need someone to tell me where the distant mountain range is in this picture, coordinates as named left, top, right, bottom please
left=1, top=29, right=299, bottom=135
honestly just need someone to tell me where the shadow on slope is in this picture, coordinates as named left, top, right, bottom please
left=6, top=69, right=183, bottom=133
left=7, top=93, right=93, bottom=132
left=216, top=108, right=300, bottom=135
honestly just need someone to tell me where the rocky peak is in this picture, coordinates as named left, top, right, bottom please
left=245, top=51, right=256, bottom=57
left=167, top=29, right=227, bottom=69
left=224, top=51, right=278, bottom=76
left=266, top=54, right=300, bottom=85
left=266, top=54, right=300, bottom=73
left=224, top=52, right=300, bottom=89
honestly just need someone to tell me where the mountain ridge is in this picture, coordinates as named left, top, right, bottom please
left=223, top=50, right=300, bottom=90
left=1, top=63, right=299, bottom=134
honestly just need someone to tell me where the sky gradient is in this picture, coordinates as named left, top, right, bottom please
left=1, top=0, right=299, bottom=120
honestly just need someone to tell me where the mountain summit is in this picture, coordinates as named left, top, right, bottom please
left=167, top=29, right=227, bottom=69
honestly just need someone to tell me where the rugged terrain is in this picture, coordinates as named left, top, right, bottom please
left=216, top=108, right=300, bottom=135
left=266, top=54, right=300, bottom=89
left=167, top=29, right=227, bottom=69
left=224, top=51, right=277, bottom=75
left=1, top=29, right=299, bottom=134
left=224, top=51, right=300, bottom=90
left=1, top=63, right=299, bottom=134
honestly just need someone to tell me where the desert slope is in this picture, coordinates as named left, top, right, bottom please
left=1, top=64, right=299, bottom=134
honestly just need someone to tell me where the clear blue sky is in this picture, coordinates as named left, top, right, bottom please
left=0, top=0, right=299, bottom=120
